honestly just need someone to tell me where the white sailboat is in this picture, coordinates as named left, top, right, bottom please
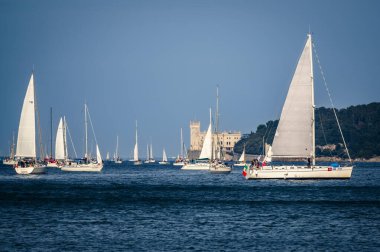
left=159, top=148, right=169, bottom=165
left=209, top=86, right=232, bottom=174
left=14, top=74, right=46, bottom=174
left=3, top=133, right=17, bottom=165
left=46, top=107, right=58, bottom=168
left=61, top=104, right=103, bottom=172
left=114, top=135, right=122, bottom=164
left=182, top=109, right=214, bottom=171
left=173, top=128, right=187, bottom=166
left=106, top=152, right=110, bottom=161
left=54, top=116, right=68, bottom=167
left=133, top=121, right=142, bottom=165
left=244, top=34, right=353, bottom=180
left=234, top=144, right=248, bottom=167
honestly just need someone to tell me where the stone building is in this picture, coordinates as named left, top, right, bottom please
left=190, top=120, right=241, bottom=153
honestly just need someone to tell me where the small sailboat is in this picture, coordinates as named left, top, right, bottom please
left=133, top=121, right=142, bottom=165
left=113, top=135, right=123, bottom=164
left=173, top=128, right=188, bottom=166
left=61, top=104, right=103, bottom=172
left=209, top=86, right=231, bottom=174
left=2, top=133, right=16, bottom=165
left=244, top=34, right=353, bottom=179
left=47, top=107, right=58, bottom=168
left=106, top=152, right=110, bottom=161
left=14, top=73, right=46, bottom=174
left=182, top=109, right=216, bottom=171
left=159, top=148, right=169, bottom=165
left=234, top=144, right=248, bottom=167
left=54, top=116, right=68, bottom=167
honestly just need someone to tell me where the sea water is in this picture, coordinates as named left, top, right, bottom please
left=0, top=162, right=379, bottom=251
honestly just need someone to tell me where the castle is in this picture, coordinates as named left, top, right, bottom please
left=189, top=120, right=241, bottom=156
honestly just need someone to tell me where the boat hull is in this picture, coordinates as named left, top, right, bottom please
left=15, top=166, right=47, bottom=174
left=46, top=162, right=58, bottom=168
left=245, top=165, right=353, bottom=180
left=134, top=161, right=142, bottom=165
left=209, top=165, right=232, bottom=174
left=3, top=159, right=17, bottom=166
left=173, top=162, right=185, bottom=166
left=158, top=161, right=169, bottom=165
left=61, top=163, right=103, bottom=172
left=181, top=163, right=210, bottom=170
left=234, top=163, right=247, bottom=167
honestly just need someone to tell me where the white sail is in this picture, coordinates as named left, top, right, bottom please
left=55, top=117, right=66, bottom=160
left=133, top=122, right=139, bottom=161
left=96, top=144, right=102, bottom=164
left=16, top=74, right=36, bottom=158
left=163, top=149, right=168, bottom=162
left=199, top=109, right=213, bottom=159
left=106, top=152, right=110, bottom=160
left=238, top=146, right=246, bottom=162
left=271, top=35, right=314, bottom=159
left=150, top=144, right=153, bottom=160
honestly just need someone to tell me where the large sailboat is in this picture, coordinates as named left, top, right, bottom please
left=159, top=148, right=169, bottom=165
left=61, top=104, right=103, bottom=172
left=46, top=107, right=58, bottom=168
left=132, top=121, right=142, bottom=165
left=14, top=74, right=46, bottom=174
left=244, top=34, right=353, bottom=179
left=113, top=135, right=123, bottom=164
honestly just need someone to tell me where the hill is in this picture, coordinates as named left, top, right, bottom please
left=234, top=103, right=380, bottom=160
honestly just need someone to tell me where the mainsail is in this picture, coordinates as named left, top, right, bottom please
left=16, top=74, right=36, bottom=158
left=163, top=149, right=168, bottom=162
left=199, top=109, right=213, bottom=159
left=238, top=146, right=246, bottom=162
left=271, top=34, right=314, bottom=159
left=133, top=121, right=139, bottom=161
left=55, top=117, right=67, bottom=160
left=96, top=144, right=102, bottom=164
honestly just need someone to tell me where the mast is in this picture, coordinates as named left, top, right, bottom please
left=309, top=33, right=316, bottom=165
left=180, top=128, right=183, bottom=158
left=84, top=103, right=88, bottom=159
left=50, top=107, right=52, bottom=158
left=210, top=107, right=213, bottom=161
left=116, top=135, right=119, bottom=158
left=63, top=116, right=68, bottom=160
left=215, top=86, right=220, bottom=160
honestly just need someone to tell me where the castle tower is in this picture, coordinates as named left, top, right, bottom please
left=190, top=121, right=201, bottom=151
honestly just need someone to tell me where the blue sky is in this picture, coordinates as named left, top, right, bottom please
left=0, top=0, right=379, bottom=158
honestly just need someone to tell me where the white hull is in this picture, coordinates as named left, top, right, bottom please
left=209, top=164, right=232, bottom=174
left=61, top=163, right=103, bottom=172
left=173, top=162, right=185, bottom=166
left=245, top=165, right=353, bottom=180
left=114, top=160, right=122, bottom=164
left=134, top=161, right=142, bottom=165
left=3, top=159, right=17, bottom=165
left=181, top=162, right=210, bottom=170
left=234, top=163, right=248, bottom=167
left=15, top=165, right=46, bottom=174
left=158, top=161, right=169, bottom=165
left=47, top=162, right=58, bottom=168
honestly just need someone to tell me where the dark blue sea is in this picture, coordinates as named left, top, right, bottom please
left=0, top=162, right=379, bottom=251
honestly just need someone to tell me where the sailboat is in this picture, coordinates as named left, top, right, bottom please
left=132, top=121, right=142, bottom=165
left=234, top=144, right=248, bottom=167
left=173, top=128, right=187, bottom=166
left=159, top=148, right=169, bottom=165
left=209, top=86, right=232, bottom=174
left=2, top=133, right=17, bottom=165
left=244, top=34, right=353, bottom=179
left=144, top=143, right=155, bottom=163
left=14, top=73, right=46, bottom=174
left=181, top=109, right=215, bottom=170
left=114, top=135, right=122, bottom=164
left=54, top=116, right=68, bottom=168
left=46, top=107, right=58, bottom=167
left=61, top=104, right=103, bottom=172
left=106, top=152, right=110, bottom=161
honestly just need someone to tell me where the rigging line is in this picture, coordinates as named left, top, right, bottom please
left=65, top=120, right=78, bottom=158
left=312, top=42, right=352, bottom=163
left=317, top=110, right=334, bottom=158
left=86, top=105, right=98, bottom=146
